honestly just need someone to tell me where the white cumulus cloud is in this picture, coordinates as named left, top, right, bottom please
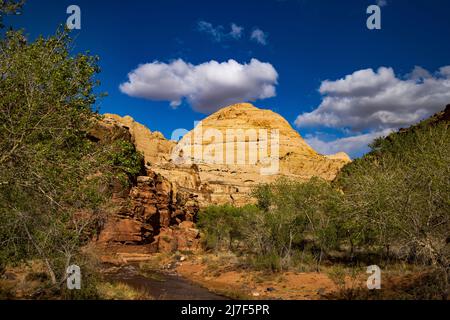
left=305, top=129, right=394, bottom=158
left=297, top=65, right=450, bottom=158
left=120, top=59, right=278, bottom=113
left=296, top=66, right=450, bottom=131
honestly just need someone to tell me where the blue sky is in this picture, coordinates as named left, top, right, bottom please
left=6, top=0, right=450, bottom=158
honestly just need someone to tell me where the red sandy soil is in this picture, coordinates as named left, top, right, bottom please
left=175, top=259, right=349, bottom=300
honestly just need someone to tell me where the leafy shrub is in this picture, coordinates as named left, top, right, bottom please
left=0, top=23, right=143, bottom=294
left=106, top=140, right=144, bottom=184
left=197, top=205, right=251, bottom=250
left=336, top=117, right=449, bottom=269
left=248, top=177, right=344, bottom=270
left=335, top=112, right=449, bottom=297
left=199, top=178, right=344, bottom=271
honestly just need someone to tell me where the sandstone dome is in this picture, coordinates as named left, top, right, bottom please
left=104, top=103, right=351, bottom=206
left=174, top=103, right=350, bottom=178
left=176, top=102, right=318, bottom=158
left=168, top=103, right=351, bottom=205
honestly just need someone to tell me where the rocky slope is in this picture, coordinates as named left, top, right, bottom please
left=89, top=117, right=201, bottom=255
left=105, top=103, right=350, bottom=207
left=103, top=113, right=175, bottom=165
left=94, top=103, right=350, bottom=254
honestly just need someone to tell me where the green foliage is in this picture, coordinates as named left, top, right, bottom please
left=107, top=140, right=144, bottom=182
left=0, top=0, right=24, bottom=28
left=197, top=204, right=250, bottom=250
left=334, top=114, right=450, bottom=297
left=0, top=26, right=141, bottom=294
left=199, top=178, right=344, bottom=271
left=336, top=120, right=450, bottom=267
left=248, top=178, right=344, bottom=270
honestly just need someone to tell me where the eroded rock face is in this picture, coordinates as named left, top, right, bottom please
left=91, top=116, right=200, bottom=254
left=88, top=115, right=132, bottom=144
left=103, top=113, right=175, bottom=166
left=154, top=103, right=351, bottom=206
left=155, top=221, right=202, bottom=253
left=97, top=169, right=199, bottom=249
left=95, top=103, right=351, bottom=254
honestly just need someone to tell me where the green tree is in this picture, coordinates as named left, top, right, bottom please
left=197, top=204, right=247, bottom=251
left=0, top=27, right=140, bottom=293
left=199, top=178, right=345, bottom=271
left=0, top=0, right=24, bottom=28
left=336, top=113, right=450, bottom=296
left=249, top=178, right=344, bottom=270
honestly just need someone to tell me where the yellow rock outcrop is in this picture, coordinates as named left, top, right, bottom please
left=103, top=113, right=175, bottom=165
left=104, top=103, right=351, bottom=207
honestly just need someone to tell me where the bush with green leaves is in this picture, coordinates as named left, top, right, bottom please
left=248, top=177, right=344, bottom=270
left=107, top=140, right=144, bottom=184
left=197, top=204, right=249, bottom=251
left=0, top=26, right=143, bottom=295
left=198, top=178, right=344, bottom=271
left=334, top=112, right=450, bottom=298
left=336, top=117, right=449, bottom=265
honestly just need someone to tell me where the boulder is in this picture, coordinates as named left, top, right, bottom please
left=98, top=218, right=144, bottom=244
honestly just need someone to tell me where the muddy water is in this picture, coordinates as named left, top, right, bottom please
left=105, top=265, right=229, bottom=300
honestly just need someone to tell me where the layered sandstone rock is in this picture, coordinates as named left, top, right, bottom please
left=155, top=221, right=202, bottom=253
left=103, top=113, right=175, bottom=165
left=97, top=170, right=200, bottom=249
left=95, top=103, right=351, bottom=253
left=161, top=103, right=351, bottom=206
left=88, top=115, right=132, bottom=144
left=92, top=117, right=200, bottom=253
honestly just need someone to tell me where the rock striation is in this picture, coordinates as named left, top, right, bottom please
left=95, top=103, right=351, bottom=253
left=103, top=113, right=175, bottom=166
left=105, top=103, right=350, bottom=207
left=90, top=117, right=201, bottom=254
left=97, top=171, right=199, bottom=245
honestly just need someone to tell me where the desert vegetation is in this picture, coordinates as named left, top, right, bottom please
left=0, top=1, right=144, bottom=298
left=198, top=110, right=449, bottom=299
left=1, top=0, right=448, bottom=301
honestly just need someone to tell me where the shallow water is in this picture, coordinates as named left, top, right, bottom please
left=105, top=265, right=229, bottom=300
